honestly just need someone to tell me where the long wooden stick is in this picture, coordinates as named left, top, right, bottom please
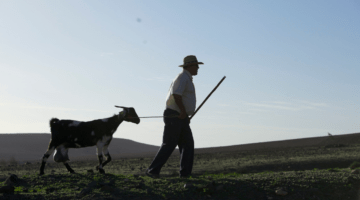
left=189, top=76, right=226, bottom=120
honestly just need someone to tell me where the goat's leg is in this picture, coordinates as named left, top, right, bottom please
left=96, top=145, right=105, bottom=174
left=63, top=161, right=75, bottom=174
left=39, top=145, right=55, bottom=175
left=101, top=145, right=112, bottom=168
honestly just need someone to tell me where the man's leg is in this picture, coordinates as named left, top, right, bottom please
left=147, top=109, right=182, bottom=175
left=178, top=118, right=194, bottom=177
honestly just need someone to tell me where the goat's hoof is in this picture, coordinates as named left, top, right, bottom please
left=39, top=172, right=44, bottom=176
left=96, top=166, right=99, bottom=171
left=99, top=168, right=105, bottom=174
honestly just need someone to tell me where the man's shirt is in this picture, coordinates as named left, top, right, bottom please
left=165, top=69, right=196, bottom=115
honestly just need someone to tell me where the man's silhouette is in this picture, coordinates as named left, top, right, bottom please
left=146, top=55, right=203, bottom=178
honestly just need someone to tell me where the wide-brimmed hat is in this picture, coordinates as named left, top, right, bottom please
left=179, top=55, right=204, bottom=67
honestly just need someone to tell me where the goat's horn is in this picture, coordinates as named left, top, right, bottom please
left=115, top=105, right=126, bottom=109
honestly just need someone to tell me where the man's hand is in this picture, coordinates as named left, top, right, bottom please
left=173, top=94, right=188, bottom=119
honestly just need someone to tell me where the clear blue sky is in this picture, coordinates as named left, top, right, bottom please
left=1, top=0, right=359, bottom=148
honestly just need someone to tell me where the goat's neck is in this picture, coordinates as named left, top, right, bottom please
left=104, top=114, right=124, bottom=131
left=113, top=115, right=124, bottom=128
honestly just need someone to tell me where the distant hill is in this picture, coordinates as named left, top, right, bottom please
left=1, top=132, right=360, bottom=164
left=0, top=133, right=160, bottom=163
left=195, top=132, right=360, bottom=154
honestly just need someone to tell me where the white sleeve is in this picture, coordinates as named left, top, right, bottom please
left=171, top=74, right=187, bottom=96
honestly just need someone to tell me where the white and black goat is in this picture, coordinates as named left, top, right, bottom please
left=39, top=106, right=140, bottom=175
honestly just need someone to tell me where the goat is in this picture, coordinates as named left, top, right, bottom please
left=39, top=106, right=140, bottom=175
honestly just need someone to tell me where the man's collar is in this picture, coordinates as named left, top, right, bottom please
left=183, top=69, right=193, bottom=80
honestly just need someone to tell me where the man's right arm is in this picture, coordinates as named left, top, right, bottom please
left=173, top=94, right=187, bottom=119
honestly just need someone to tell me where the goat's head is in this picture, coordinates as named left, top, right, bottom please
left=116, top=106, right=140, bottom=124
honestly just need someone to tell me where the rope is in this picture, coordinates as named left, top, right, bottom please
left=127, top=114, right=180, bottom=119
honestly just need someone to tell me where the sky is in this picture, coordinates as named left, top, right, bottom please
left=0, top=0, right=359, bottom=148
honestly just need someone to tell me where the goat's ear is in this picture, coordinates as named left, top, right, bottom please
left=118, top=112, right=124, bottom=120
left=119, top=110, right=127, bottom=117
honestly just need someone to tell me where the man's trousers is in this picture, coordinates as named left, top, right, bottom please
left=147, top=108, right=194, bottom=177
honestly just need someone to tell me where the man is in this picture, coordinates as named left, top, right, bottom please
left=146, top=55, right=203, bottom=178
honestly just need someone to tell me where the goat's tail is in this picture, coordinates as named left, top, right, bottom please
left=49, top=118, right=60, bottom=128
